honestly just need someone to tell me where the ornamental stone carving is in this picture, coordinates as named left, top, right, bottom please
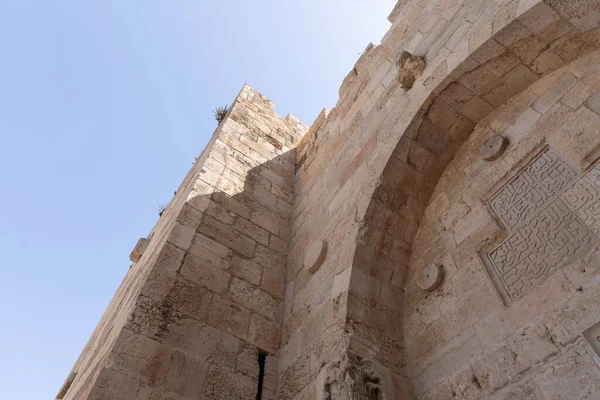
left=322, top=352, right=381, bottom=400
left=418, top=263, right=444, bottom=292
left=480, top=134, right=508, bottom=161
left=488, top=149, right=577, bottom=231
left=397, top=51, right=426, bottom=90
left=484, top=149, right=600, bottom=304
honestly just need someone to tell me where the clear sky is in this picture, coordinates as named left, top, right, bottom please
left=0, top=1, right=396, bottom=398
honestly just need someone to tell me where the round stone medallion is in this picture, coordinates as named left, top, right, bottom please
left=418, top=264, right=444, bottom=292
left=481, top=134, right=509, bottom=161
left=304, top=240, right=328, bottom=273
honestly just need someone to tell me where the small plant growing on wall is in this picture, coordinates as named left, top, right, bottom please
left=214, top=105, right=229, bottom=124
left=157, top=202, right=168, bottom=217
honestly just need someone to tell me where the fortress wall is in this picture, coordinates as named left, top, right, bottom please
left=281, top=1, right=543, bottom=398
left=60, top=85, right=307, bottom=400
left=60, top=0, right=600, bottom=398
left=281, top=0, right=600, bottom=398
left=406, top=50, right=600, bottom=399
left=61, top=107, right=224, bottom=400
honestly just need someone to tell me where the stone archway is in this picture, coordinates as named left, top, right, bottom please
left=342, top=0, right=600, bottom=397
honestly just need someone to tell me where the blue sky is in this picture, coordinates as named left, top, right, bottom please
left=0, top=1, right=395, bottom=398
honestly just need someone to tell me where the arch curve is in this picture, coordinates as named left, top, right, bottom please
left=342, top=0, right=600, bottom=397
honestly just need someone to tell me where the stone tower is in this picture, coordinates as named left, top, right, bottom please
left=57, top=1, right=600, bottom=399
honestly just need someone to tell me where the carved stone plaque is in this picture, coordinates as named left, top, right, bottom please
left=562, top=173, right=600, bottom=236
left=484, top=149, right=600, bottom=304
left=485, top=198, right=598, bottom=303
left=488, top=148, right=577, bottom=231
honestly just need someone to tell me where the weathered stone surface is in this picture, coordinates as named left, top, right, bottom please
left=417, top=263, right=444, bottom=292
left=203, top=366, right=258, bottom=400
left=304, top=239, right=327, bottom=273
left=129, top=237, right=150, bottom=263
left=60, top=4, right=600, bottom=400
left=318, top=352, right=382, bottom=400
left=487, top=148, right=578, bottom=231
left=480, top=134, right=509, bottom=161
left=397, top=51, right=426, bottom=90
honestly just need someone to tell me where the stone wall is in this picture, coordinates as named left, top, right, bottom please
left=280, top=1, right=600, bottom=399
left=404, top=50, right=600, bottom=399
left=58, top=85, right=307, bottom=400
left=59, top=0, right=600, bottom=399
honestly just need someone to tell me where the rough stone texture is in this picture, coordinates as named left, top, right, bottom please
left=484, top=151, right=600, bottom=304
left=59, top=1, right=600, bottom=399
left=129, top=237, right=151, bottom=263
left=57, top=85, right=307, bottom=400
left=481, top=134, right=509, bottom=161
left=397, top=51, right=427, bottom=89
left=417, top=264, right=444, bottom=292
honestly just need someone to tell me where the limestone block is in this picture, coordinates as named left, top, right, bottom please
left=480, top=134, right=509, bottom=161
left=260, top=268, right=284, bottom=299
left=421, top=382, right=454, bottom=400
left=161, top=351, right=209, bottom=398
left=586, top=88, right=600, bottom=114
left=248, top=313, right=280, bottom=354
left=126, top=296, right=182, bottom=338
left=227, top=278, right=278, bottom=321
left=206, top=295, right=251, bottom=340
left=304, top=239, right=327, bottom=273
left=448, top=365, right=484, bottom=399
left=502, top=107, right=541, bottom=143
left=550, top=106, right=600, bottom=169
left=413, top=329, right=483, bottom=394
left=387, top=1, right=409, bottom=23
left=211, top=333, right=240, bottom=370
left=474, top=309, right=513, bottom=352
left=169, top=222, right=195, bottom=251
left=418, top=263, right=444, bottom=292
left=180, top=253, right=231, bottom=297
left=129, top=237, right=150, bottom=263
left=165, top=279, right=213, bottom=321
left=460, top=96, right=494, bottom=123
left=397, top=51, right=426, bottom=90
left=110, top=329, right=172, bottom=385
left=535, top=345, right=600, bottom=399
left=230, top=256, right=262, bottom=286
left=235, top=344, right=260, bottom=380
left=87, top=368, right=140, bottom=400
left=203, top=366, right=257, bottom=400
left=159, top=317, right=222, bottom=361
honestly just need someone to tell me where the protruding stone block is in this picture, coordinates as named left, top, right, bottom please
left=129, top=237, right=150, bottom=263
left=480, top=134, right=509, bottom=161
left=304, top=239, right=327, bottom=273
left=397, top=51, right=427, bottom=90
left=418, top=264, right=444, bottom=292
